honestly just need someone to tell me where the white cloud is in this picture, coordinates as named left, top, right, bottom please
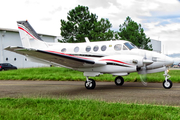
left=145, top=22, right=180, bottom=40
left=0, top=0, right=180, bottom=53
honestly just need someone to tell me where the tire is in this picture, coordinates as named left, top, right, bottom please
left=115, top=76, right=124, bottom=86
left=163, top=79, right=172, bottom=89
left=85, top=79, right=96, bottom=89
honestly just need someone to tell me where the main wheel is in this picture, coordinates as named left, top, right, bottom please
left=85, top=79, right=96, bottom=89
left=163, top=79, right=172, bottom=89
left=115, top=76, right=124, bottom=86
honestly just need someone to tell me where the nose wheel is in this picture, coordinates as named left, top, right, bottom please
left=85, top=77, right=96, bottom=89
left=163, top=79, right=172, bottom=89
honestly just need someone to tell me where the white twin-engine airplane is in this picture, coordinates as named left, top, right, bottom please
left=5, top=20, right=174, bottom=89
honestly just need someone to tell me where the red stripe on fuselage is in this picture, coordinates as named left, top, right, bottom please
left=18, top=26, right=37, bottom=40
left=100, top=59, right=130, bottom=65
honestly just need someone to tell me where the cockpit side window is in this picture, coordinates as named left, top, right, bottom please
left=114, top=44, right=121, bottom=51
left=123, top=45, right=128, bottom=50
left=124, top=42, right=137, bottom=50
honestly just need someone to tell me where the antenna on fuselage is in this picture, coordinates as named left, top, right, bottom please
left=85, top=37, right=90, bottom=43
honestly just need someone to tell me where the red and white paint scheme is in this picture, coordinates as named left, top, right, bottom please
left=6, top=20, right=174, bottom=89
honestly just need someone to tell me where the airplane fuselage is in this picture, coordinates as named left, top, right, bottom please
left=25, top=39, right=173, bottom=77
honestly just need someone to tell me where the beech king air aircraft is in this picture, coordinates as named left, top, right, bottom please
left=5, top=20, right=174, bottom=89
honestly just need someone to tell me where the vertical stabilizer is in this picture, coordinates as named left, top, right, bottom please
left=17, top=20, right=47, bottom=49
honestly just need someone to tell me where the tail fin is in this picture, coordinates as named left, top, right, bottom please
left=17, top=20, right=47, bottom=48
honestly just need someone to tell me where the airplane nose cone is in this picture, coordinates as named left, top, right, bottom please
left=165, top=56, right=174, bottom=66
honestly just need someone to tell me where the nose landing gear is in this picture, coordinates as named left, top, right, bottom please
left=163, top=67, right=172, bottom=89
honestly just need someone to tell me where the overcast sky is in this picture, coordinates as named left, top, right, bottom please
left=0, top=0, right=180, bottom=54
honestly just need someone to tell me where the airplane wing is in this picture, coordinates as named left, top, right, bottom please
left=5, top=46, right=106, bottom=68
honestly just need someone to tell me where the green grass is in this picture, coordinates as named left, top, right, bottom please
left=0, top=68, right=179, bottom=119
left=0, top=97, right=179, bottom=120
left=0, top=67, right=179, bottom=82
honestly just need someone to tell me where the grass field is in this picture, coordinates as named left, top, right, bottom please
left=0, top=98, right=180, bottom=120
left=0, top=67, right=179, bottom=82
left=0, top=67, right=180, bottom=119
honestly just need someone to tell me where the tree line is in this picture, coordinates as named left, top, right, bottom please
left=60, top=5, right=152, bottom=50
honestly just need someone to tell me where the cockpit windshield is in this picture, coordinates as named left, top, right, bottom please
left=124, top=42, right=138, bottom=50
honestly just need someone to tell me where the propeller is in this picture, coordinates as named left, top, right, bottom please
left=138, top=57, right=153, bottom=86
left=139, top=64, right=147, bottom=86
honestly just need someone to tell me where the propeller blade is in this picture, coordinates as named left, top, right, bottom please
left=139, top=66, right=147, bottom=86
left=140, top=74, right=147, bottom=86
left=138, top=53, right=152, bottom=86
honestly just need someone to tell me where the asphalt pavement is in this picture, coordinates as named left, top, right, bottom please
left=0, top=80, right=180, bottom=106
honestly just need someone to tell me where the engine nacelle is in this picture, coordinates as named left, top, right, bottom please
left=100, top=54, right=145, bottom=68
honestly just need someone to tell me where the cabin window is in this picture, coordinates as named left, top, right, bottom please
left=101, top=45, right=107, bottom=51
left=14, top=58, right=16, bottom=61
left=6, top=58, right=8, bottom=61
left=114, top=44, right=121, bottom=51
left=74, top=47, right=79, bottom=53
left=86, top=46, right=91, bottom=52
left=123, top=45, right=128, bottom=50
left=61, top=48, right=66, bottom=52
left=93, top=45, right=99, bottom=52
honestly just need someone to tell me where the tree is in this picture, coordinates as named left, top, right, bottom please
left=60, top=5, right=113, bottom=43
left=118, top=16, right=152, bottom=50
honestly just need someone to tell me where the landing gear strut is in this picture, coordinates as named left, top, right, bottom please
left=85, top=77, right=96, bottom=89
left=163, top=67, right=172, bottom=89
left=115, top=76, right=124, bottom=86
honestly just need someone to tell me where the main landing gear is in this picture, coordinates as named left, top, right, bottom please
left=163, top=68, right=172, bottom=89
left=85, top=76, right=125, bottom=89
left=85, top=77, right=96, bottom=89
left=115, top=76, right=124, bottom=86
